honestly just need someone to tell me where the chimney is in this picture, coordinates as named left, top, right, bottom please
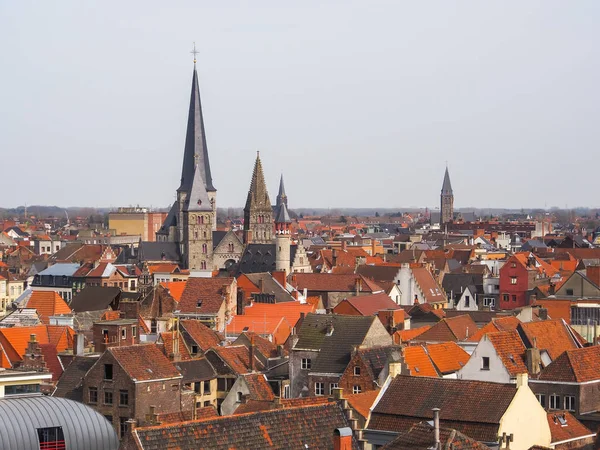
left=272, top=270, right=286, bottom=287
left=333, top=427, right=353, bottom=450
left=332, top=387, right=344, bottom=400
left=332, top=249, right=338, bottom=267
left=538, top=308, right=548, bottom=321
left=516, top=372, right=529, bottom=388
left=303, top=288, right=307, bottom=299
left=249, top=334, right=255, bottom=372
left=525, top=337, right=541, bottom=375
left=414, top=294, right=419, bottom=305
left=292, top=290, right=299, bottom=300
left=74, top=332, right=85, bottom=356
left=326, top=321, right=335, bottom=336
left=244, top=229, right=253, bottom=245
left=258, top=278, right=264, bottom=293
left=355, top=277, right=362, bottom=295
left=237, top=288, right=246, bottom=315
left=587, top=265, right=600, bottom=288
left=30, top=334, right=36, bottom=343
left=341, top=240, right=347, bottom=251
left=432, top=408, right=440, bottom=450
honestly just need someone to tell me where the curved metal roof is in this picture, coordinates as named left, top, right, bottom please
left=0, top=396, right=118, bottom=450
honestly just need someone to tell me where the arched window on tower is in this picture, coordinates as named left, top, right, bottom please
left=228, top=243, right=234, bottom=252
left=198, top=216, right=204, bottom=225
left=202, top=243, right=207, bottom=254
left=201, top=261, right=206, bottom=270
left=194, top=230, right=199, bottom=240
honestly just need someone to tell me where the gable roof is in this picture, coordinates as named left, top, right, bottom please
left=130, top=402, right=356, bottom=450
left=178, top=277, right=234, bottom=314
left=518, top=320, right=582, bottom=360
left=108, top=345, right=181, bottom=382
left=539, top=345, right=600, bottom=383
left=370, top=376, right=518, bottom=442
left=382, top=422, right=490, bottom=450
left=53, top=356, right=99, bottom=401
left=207, top=345, right=265, bottom=375
left=403, top=346, right=439, bottom=378
left=291, top=273, right=382, bottom=293
left=425, top=342, right=470, bottom=374
left=485, top=331, right=528, bottom=376
left=70, top=286, right=121, bottom=312
left=180, top=319, right=223, bottom=352
left=345, top=390, right=380, bottom=420
left=0, top=325, right=74, bottom=367
left=411, top=267, right=446, bottom=303
left=546, top=412, right=595, bottom=445
left=467, top=316, right=521, bottom=342
left=160, top=281, right=186, bottom=302
left=334, top=292, right=401, bottom=316
left=394, top=326, right=431, bottom=344
left=242, top=373, right=276, bottom=401
left=356, top=265, right=402, bottom=283
left=21, top=291, right=71, bottom=323
left=415, top=315, right=478, bottom=342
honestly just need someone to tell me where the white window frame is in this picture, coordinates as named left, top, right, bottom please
left=301, top=358, right=311, bottom=370
left=550, top=394, right=560, bottom=410
left=329, top=383, right=339, bottom=395
left=352, top=385, right=361, bottom=394
left=564, top=395, right=575, bottom=411
left=315, top=382, right=324, bottom=396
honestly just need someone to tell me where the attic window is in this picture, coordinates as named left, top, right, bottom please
left=197, top=300, right=203, bottom=308
left=508, top=354, right=515, bottom=364
left=353, top=366, right=361, bottom=376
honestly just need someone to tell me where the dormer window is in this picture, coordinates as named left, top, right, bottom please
left=197, top=300, right=203, bottom=308
left=353, top=366, right=361, bottom=376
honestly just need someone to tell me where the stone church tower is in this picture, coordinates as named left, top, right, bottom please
left=157, top=57, right=216, bottom=273
left=440, top=166, right=454, bottom=225
left=276, top=174, right=288, bottom=210
left=243, top=153, right=273, bottom=244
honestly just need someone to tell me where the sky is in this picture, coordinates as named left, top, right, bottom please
left=1, top=1, right=599, bottom=210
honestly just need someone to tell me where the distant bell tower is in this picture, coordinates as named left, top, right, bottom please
left=243, top=152, right=273, bottom=244
left=440, top=166, right=454, bottom=225
left=274, top=202, right=292, bottom=276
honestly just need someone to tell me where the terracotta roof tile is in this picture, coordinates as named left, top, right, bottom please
left=425, top=342, right=470, bottom=374
left=157, top=331, right=192, bottom=361
left=334, top=292, right=401, bottom=316
left=291, top=273, right=383, bottom=293
left=467, top=316, right=521, bottom=342
left=345, top=390, right=380, bottom=419
left=109, top=344, right=181, bottom=382
left=485, top=331, right=528, bottom=376
left=547, top=411, right=595, bottom=444
left=226, top=315, right=287, bottom=336
left=539, top=345, right=600, bottom=382
left=180, top=319, right=223, bottom=353
left=382, top=422, right=491, bottom=450
left=243, top=373, right=275, bottom=401
left=23, top=291, right=71, bottom=324
left=209, top=345, right=265, bottom=375
left=0, top=325, right=74, bottom=367
left=178, top=277, right=234, bottom=314
left=415, top=315, right=478, bottom=343
left=242, top=301, right=316, bottom=328
left=411, top=267, right=446, bottom=304
left=394, top=326, right=431, bottom=344
left=160, top=281, right=186, bottom=302
left=519, top=320, right=581, bottom=360
left=148, top=264, right=181, bottom=275
left=404, top=346, right=439, bottom=377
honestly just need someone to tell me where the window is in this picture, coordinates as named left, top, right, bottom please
left=566, top=288, right=574, bottom=296
left=237, top=392, right=243, bottom=403
left=329, top=383, right=339, bottom=395
left=510, top=277, right=518, bottom=285
left=301, top=358, right=311, bottom=370
left=203, top=380, right=210, bottom=394
left=204, top=400, right=211, bottom=407
left=550, top=394, right=560, bottom=410
left=4, top=384, right=40, bottom=396
left=315, top=382, right=324, bottom=396
left=200, top=261, right=207, bottom=270
left=353, top=366, right=361, bottom=376
left=483, top=298, right=495, bottom=308
left=119, top=390, right=129, bottom=406
left=564, top=396, right=575, bottom=411
left=104, top=364, right=113, bottom=380
left=121, top=328, right=127, bottom=340
left=481, top=357, right=490, bottom=370
left=353, top=385, right=362, bottom=394
left=37, top=426, right=65, bottom=450
left=120, top=417, right=128, bottom=439
left=132, top=326, right=137, bottom=338
left=191, top=345, right=199, bottom=355
left=104, top=391, right=113, bottom=405
left=194, top=382, right=201, bottom=393
left=536, top=394, right=546, bottom=407
left=283, top=385, right=290, bottom=398
left=512, top=295, right=517, bottom=302
left=217, top=378, right=226, bottom=391
left=503, top=294, right=509, bottom=303
left=511, top=262, right=517, bottom=268
left=89, top=387, right=98, bottom=404
left=464, top=295, right=470, bottom=307
left=202, top=243, right=208, bottom=254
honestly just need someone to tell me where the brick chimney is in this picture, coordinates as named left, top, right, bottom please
left=237, top=288, right=246, bottom=315
left=249, top=334, right=255, bottom=372
left=355, top=277, right=362, bottom=295
left=272, top=271, right=286, bottom=287
left=432, top=408, right=440, bottom=450
left=525, top=337, right=541, bottom=375
left=333, top=427, right=353, bottom=450
left=332, top=249, right=338, bottom=267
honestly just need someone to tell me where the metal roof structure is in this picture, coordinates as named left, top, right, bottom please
left=0, top=396, right=118, bottom=450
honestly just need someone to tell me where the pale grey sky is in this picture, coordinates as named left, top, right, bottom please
left=1, top=1, right=598, bottom=210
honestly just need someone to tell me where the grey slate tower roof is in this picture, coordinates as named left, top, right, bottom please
left=441, top=167, right=453, bottom=195
left=184, top=164, right=213, bottom=212
left=178, top=64, right=215, bottom=194
left=244, top=153, right=272, bottom=213
left=275, top=201, right=292, bottom=224
left=276, top=174, right=288, bottom=208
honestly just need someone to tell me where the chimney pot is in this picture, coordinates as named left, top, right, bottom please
left=432, top=408, right=440, bottom=450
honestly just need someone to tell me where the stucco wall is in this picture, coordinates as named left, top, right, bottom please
left=457, top=338, right=512, bottom=384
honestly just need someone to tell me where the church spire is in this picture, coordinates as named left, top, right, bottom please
left=244, top=152, right=272, bottom=212
left=243, top=152, right=274, bottom=244
left=276, top=174, right=288, bottom=209
left=184, top=162, right=212, bottom=212
left=441, top=166, right=453, bottom=195
left=179, top=56, right=215, bottom=194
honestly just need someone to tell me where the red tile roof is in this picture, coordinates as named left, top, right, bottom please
left=160, top=281, right=186, bottom=302
left=291, top=273, right=383, bottom=293
left=485, top=331, right=528, bottom=376
left=243, top=373, right=275, bottom=401
left=403, top=346, right=439, bottom=377
left=547, top=412, right=595, bottom=445
left=519, top=320, right=581, bottom=360
left=226, top=315, right=287, bottom=336
left=178, top=278, right=234, bottom=314
left=0, top=325, right=74, bottom=368
left=539, top=345, right=600, bottom=382
left=345, top=390, right=380, bottom=419
left=148, top=264, right=181, bottom=275
left=415, top=315, right=478, bottom=342
left=333, top=292, right=401, bottom=317
left=158, top=331, right=192, bottom=361
left=425, top=342, right=470, bottom=374
left=467, top=316, right=521, bottom=342
left=180, top=320, right=223, bottom=353
left=23, top=291, right=71, bottom=324
left=393, top=326, right=431, bottom=344
left=109, top=344, right=181, bottom=382
left=242, top=301, right=316, bottom=328
left=208, top=345, right=265, bottom=375
left=411, top=267, right=446, bottom=304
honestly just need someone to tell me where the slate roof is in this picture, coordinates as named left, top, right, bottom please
left=238, top=243, right=299, bottom=274
left=184, top=163, right=213, bottom=212
left=37, top=263, right=81, bottom=276
left=441, top=167, right=453, bottom=195
left=130, top=402, right=357, bottom=450
left=369, top=376, right=517, bottom=442
left=442, top=273, right=484, bottom=298
left=244, top=153, right=272, bottom=216
left=109, top=345, right=181, bottom=382
left=53, top=355, right=99, bottom=401
left=138, top=242, right=181, bottom=263
left=334, top=292, right=401, bottom=316
left=381, top=422, right=490, bottom=450
left=295, top=314, right=376, bottom=374
left=355, top=346, right=404, bottom=380
left=178, top=277, right=234, bottom=314
left=538, top=345, right=600, bottom=382
left=174, top=358, right=216, bottom=383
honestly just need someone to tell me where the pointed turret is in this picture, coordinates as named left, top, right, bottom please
left=276, top=174, right=288, bottom=209
left=184, top=164, right=212, bottom=212
left=179, top=64, right=215, bottom=194
left=441, top=167, right=453, bottom=195
left=243, top=152, right=274, bottom=244
left=275, top=202, right=291, bottom=226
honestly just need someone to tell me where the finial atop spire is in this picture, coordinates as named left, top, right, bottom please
left=190, top=42, right=199, bottom=65
left=257, top=150, right=260, bottom=158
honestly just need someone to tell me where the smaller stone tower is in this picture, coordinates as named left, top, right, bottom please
left=440, top=166, right=454, bottom=225
left=243, top=152, right=273, bottom=244
left=274, top=202, right=292, bottom=276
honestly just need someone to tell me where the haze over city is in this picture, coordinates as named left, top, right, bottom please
left=1, top=1, right=599, bottom=209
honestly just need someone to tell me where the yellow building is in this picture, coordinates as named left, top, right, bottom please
left=108, top=208, right=167, bottom=242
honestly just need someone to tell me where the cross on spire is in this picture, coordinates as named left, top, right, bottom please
left=190, top=42, right=199, bottom=65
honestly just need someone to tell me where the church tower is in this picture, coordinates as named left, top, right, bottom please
left=183, top=163, right=214, bottom=273
left=243, top=153, right=273, bottom=244
left=274, top=201, right=292, bottom=276
left=276, top=174, right=288, bottom=211
left=440, top=166, right=454, bottom=225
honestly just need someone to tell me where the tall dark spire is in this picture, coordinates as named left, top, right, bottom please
left=276, top=174, right=288, bottom=209
left=178, top=64, right=215, bottom=193
left=184, top=163, right=212, bottom=212
left=441, top=166, right=453, bottom=195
